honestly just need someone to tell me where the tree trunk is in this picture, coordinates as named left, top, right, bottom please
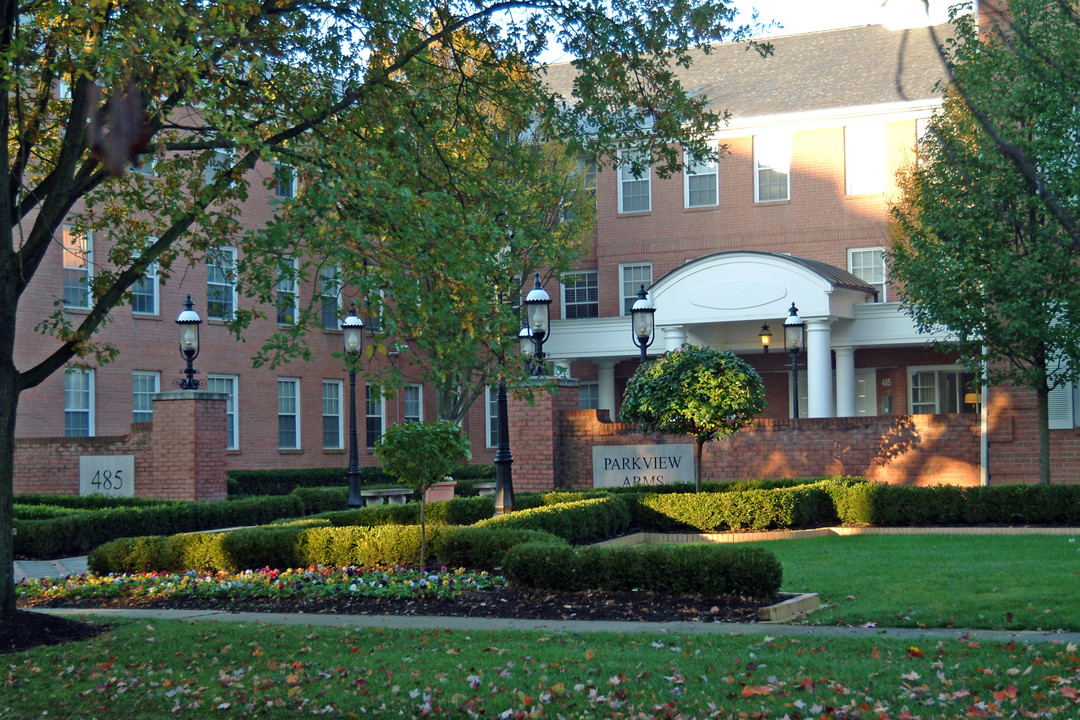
left=694, top=437, right=704, bottom=493
left=1037, top=385, right=1051, bottom=485
left=0, top=294, right=20, bottom=616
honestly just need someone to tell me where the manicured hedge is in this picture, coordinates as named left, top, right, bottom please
left=630, top=486, right=837, bottom=532
left=15, top=495, right=304, bottom=558
left=228, top=464, right=496, bottom=496
left=88, top=524, right=564, bottom=574
left=318, top=496, right=495, bottom=528
left=14, top=493, right=175, bottom=509
left=474, top=497, right=632, bottom=544
left=501, top=541, right=782, bottom=598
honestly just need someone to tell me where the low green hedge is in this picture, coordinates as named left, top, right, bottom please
left=631, top=486, right=837, bottom=532
left=474, top=497, right=632, bottom=544
left=88, top=524, right=564, bottom=574
left=14, top=493, right=175, bottom=509
left=13, top=504, right=83, bottom=521
left=15, top=495, right=304, bottom=558
left=502, top=541, right=782, bottom=598
left=317, top=495, right=495, bottom=528
left=228, top=464, right=496, bottom=497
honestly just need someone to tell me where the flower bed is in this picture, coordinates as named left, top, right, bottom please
left=17, top=565, right=503, bottom=604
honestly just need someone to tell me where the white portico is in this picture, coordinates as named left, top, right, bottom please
left=545, top=251, right=934, bottom=420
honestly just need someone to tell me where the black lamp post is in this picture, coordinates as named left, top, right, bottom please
left=630, top=284, right=655, bottom=363
left=783, top=302, right=805, bottom=419
left=523, top=272, right=551, bottom=375
left=759, top=323, right=772, bottom=354
left=175, top=295, right=203, bottom=390
left=342, top=309, right=365, bottom=509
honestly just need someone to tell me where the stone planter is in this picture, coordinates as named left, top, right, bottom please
left=424, top=480, right=456, bottom=503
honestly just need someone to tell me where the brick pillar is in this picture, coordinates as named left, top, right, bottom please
left=147, top=391, right=228, bottom=501
left=508, top=378, right=579, bottom=492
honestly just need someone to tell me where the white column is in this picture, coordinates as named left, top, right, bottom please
left=596, top=360, right=617, bottom=421
left=662, top=325, right=687, bottom=352
left=805, top=317, right=834, bottom=418
left=834, top=346, right=856, bottom=417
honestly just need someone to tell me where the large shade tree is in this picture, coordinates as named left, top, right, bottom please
left=620, top=345, right=766, bottom=492
left=889, top=0, right=1080, bottom=485
left=0, top=0, right=764, bottom=616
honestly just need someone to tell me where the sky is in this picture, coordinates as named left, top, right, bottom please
left=731, top=0, right=957, bottom=36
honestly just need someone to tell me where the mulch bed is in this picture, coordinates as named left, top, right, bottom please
left=8, top=587, right=771, bottom=655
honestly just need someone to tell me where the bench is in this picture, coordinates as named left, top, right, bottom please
left=360, top=487, right=413, bottom=506
left=473, top=481, right=497, bottom=496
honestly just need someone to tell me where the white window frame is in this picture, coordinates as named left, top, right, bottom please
left=848, top=247, right=887, bottom=302
left=205, top=149, right=234, bottom=186
left=130, top=239, right=159, bottom=316
left=132, top=370, right=160, bottom=424
left=684, top=149, right=719, bottom=208
left=322, top=379, right=344, bottom=450
left=754, top=133, right=791, bottom=203
left=207, top=374, right=239, bottom=450
left=403, top=383, right=423, bottom=423
left=486, top=386, right=500, bottom=448
left=274, top=163, right=297, bottom=198
left=130, top=155, right=157, bottom=176
left=845, top=124, right=887, bottom=195
left=578, top=382, right=599, bottom=410
left=619, top=263, right=653, bottom=316
left=561, top=270, right=599, bottom=319
left=278, top=377, right=300, bottom=449
left=207, top=246, right=237, bottom=321
left=365, top=386, right=384, bottom=449
left=277, top=256, right=298, bottom=325
left=617, top=149, right=651, bottom=213
left=64, top=368, right=94, bottom=437
left=62, top=227, right=92, bottom=309
left=907, top=365, right=979, bottom=415
left=320, top=265, right=342, bottom=329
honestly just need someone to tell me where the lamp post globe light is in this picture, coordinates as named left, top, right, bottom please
left=523, top=272, right=551, bottom=375
left=342, top=309, right=365, bottom=509
left=175, top=295, right=203, bottom=390
left=630, top=283, right=655, bottom=363
left=783, top=302, right=806, bottom=419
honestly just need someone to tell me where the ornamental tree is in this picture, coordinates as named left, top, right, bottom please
left=889, top=0, right=1080, bottom=484
left=0, top=0, right=762, bottom=618
left=373, top=420, right=471, bottom=572
left=620, top=345, right=766, bottom=492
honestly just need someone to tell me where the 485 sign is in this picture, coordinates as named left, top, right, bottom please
left=78, top=455, right=135, bottom=497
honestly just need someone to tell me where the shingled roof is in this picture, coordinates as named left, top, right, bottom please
left=541, top=23, right=952, bottom=122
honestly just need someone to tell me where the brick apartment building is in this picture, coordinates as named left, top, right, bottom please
left=15, top=14, right=1078, bottom=491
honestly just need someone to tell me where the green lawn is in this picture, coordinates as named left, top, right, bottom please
left=744, top=533, right=1080, bottom=631
left=4, top=617, right=1079, bottom=719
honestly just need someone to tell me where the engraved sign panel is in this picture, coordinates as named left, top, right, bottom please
left=79, top=455, right=135, bottom=497
left=592, top=444, right=694, bottom=488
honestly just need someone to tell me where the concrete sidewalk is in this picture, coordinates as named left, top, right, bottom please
left=31, top=607, right=1080, bottom=644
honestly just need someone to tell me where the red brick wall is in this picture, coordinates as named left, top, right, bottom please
left=14, top=392, right=228, bottom=501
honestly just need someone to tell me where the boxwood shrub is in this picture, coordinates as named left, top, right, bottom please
left=474, top=497, right=632, bottom=544
left=633, top=486, right=836, bottom=532
left=502, top=541, right=782, bottom=598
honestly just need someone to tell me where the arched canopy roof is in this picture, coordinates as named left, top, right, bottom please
left=650, top=251, right=877, bottom=326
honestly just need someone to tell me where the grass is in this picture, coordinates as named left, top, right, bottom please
left=744, top=533, right=1080, bottom=631
left=5, top=617, right=1080, bottom=719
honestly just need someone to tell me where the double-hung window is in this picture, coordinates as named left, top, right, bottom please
left=320, top=265, right=341, bottom=329
left=908, top=367, right=978, bottom=415
left=278, top=378, right=300, bottom=449
left=205, top=149, right=233, bottom=186
left=207, top=375, right=239, bottom=450
left=207, top=247, right=237, bottom=321
left=132, top=371, right=160, bottom=424
left=845, top=124, right=887, bottom=195
left=64, top=368, right=94, bottom=437
left=63, top=227, right=92, bottom=309
left=754, top=133, right=791, bottom=202
left=322, top=380, right=343, bottom=449
left=618, top=149, right=651, bottom=213
left=277, top=257, right=298, bottom=325
left=684, top=150, right=718, bottom=208
left=403, top=384, right=423, bottom=423
left=130, top=239, right=159, bottom=315
left=275, top=163, right=296, bottom=198
left=848, top=247, right=887, bottom=301
left=620, top=264, right=653, bottom=315
left=365, top=386, right=384, bottom=449
left=578, top=382, right=599, bottom=410
left=561, top=271, right=599, bottom=319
